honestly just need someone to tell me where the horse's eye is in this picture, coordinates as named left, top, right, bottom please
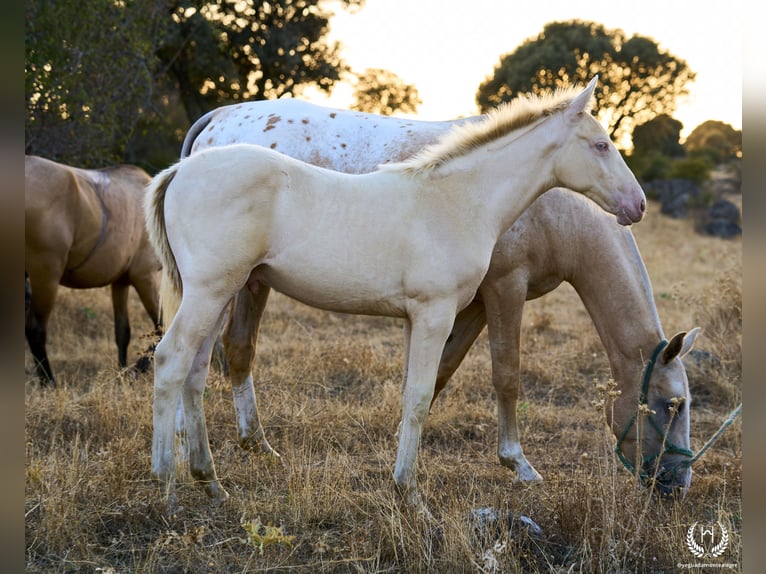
left=594, top=141, right=609, bottom=152
left=666, top=400, right=685, bottom=415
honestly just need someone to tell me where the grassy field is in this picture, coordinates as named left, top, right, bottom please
left=25, top=199, right=742, bottom=573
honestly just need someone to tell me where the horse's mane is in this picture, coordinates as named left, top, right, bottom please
left=385, top=85, right=591, bottom=175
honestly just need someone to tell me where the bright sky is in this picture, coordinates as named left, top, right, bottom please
left=309, top=0, right=742, bottom=140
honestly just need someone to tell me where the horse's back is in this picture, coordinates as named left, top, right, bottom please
left=186, top=99, right=458, bottom=173
left=104, top=163, right=151, bottom=192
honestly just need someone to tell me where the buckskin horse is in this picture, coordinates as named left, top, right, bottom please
left=25, top=155, right=161, bottom=386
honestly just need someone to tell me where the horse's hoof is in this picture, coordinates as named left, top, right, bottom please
left=261, top=444, right=281, bottom=458
left=238, top=436, right=281, bottom=459
left=134, top=355, right=152, bottom=373
left=502, top=459, right=543, bottom=483
left=163, top=493, right=183, bottom=518
left=212, top=491, right=230, bottom=506
left=205, top=483, right=230, bottom=505
left=514, top=469, right=543, bottom=483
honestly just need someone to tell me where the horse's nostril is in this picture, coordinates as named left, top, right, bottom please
left=640, top=199, right=646, bottom=212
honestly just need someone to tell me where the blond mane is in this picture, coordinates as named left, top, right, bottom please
left=385, top=85, right=592, bottom=175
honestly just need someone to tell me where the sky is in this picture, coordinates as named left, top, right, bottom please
left=307, top=0, right=742, bottom=139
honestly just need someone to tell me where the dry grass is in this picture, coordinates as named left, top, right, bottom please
left=25, top=201, right=741, bottom=573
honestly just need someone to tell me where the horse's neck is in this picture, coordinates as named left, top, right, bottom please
left=568, top=220, right=665, bottom=390
left=443, top=123, right=559, bottom=239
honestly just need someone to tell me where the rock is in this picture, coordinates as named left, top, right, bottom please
left=642, top=179, right=703, bottom=219
left=705, top=219, right=742, bottom=238
left=701, top=198, right=742, bottom=238
left=468, top=507, right=545, bottom=544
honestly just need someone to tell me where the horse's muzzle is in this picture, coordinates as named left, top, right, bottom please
left=616, top=197, right=646, bottom=226
left=645, top=462, right=692, bottom=497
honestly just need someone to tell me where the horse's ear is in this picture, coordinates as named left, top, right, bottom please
left=568, top=75, right=598, bottom=116
left=661, top=327, right=701, bottom=364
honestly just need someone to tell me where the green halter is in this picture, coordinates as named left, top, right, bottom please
left=614, top=340, right=694, bottom=480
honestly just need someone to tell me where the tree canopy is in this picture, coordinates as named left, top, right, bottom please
left=684, top=120, right=742, bottom=162
left=25, top=0, right=160, bottom=166
left=25, top=0, right=367, bottom=168
left=631, top=114, right=685, bottom=159
left=476, top=20, right=695, bottom=148
left=156, top=0, right=362, bottom=123
left=351, top=68, right=421, bottom=116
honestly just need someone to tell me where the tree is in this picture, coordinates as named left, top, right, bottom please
left=25, top=0, right=161, bottom=167
left=684, top=120, right=742, bottom=163
left=25, top=0, right=363, bottom=168
left=632, top=114, right=685, bottom=159
left=351, top=68, right=421, bottom=115
left=476, top=20, right=695, bottom=148
left=156, top=0, right=366, bottom=123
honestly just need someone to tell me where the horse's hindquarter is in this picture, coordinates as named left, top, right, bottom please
left=25, top=158, right=101, bottom=282
left=60, top=168, right=146, bottom=287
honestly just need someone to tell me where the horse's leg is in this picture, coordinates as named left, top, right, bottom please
left=111, top=280, right=131, bottom=368
left=222, top=283, right=278, bottom=455
left=152, top=292, right=231, bottom=504
left=432, top=299, right=487, bottom=406
left=393, top=303, right=455, bottom=511
left=129, top=270, right=161, bottom=373
left=479, top=277, right=542, bottom=482
left=181, top=309, right=230, bottom=504
left=24, top=273, right=59, bottom=386
left=131, top=271, right=161, bottom=332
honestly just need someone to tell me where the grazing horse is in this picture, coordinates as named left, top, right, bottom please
left=433, top=189, right=698, bottom=492
left=25, top=155, right=162, bottom=385
left=182, top=97, right=697, bottom=492
left=147, top=78, right=646, bottom=509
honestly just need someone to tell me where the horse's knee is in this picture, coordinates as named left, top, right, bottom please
left=153, top=339, right=172, bottom=371
left=491, top=363, right=521, bottom=395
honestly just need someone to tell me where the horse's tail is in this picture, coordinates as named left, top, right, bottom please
left=180, top=109, right=216, bottom=158
left=144, top=163, right=183, bottom=325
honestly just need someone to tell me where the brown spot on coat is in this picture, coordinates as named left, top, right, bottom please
left=263, top=115, right=281, bottom=132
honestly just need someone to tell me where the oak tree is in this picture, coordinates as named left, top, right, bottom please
left=476, top=20, right=695, bottom=148
left=351, top=68, right=421, bottom=115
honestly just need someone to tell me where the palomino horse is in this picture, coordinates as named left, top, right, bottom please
left=147, top=78, right=646, bottom=509
left=182, top=98, right=697, bottom=492
left=25, top=155, right=162, bottom=386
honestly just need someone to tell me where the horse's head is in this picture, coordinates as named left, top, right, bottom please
left=611, top=328, right=700, bottom=495
left=552, top=76, right=646, bottom=226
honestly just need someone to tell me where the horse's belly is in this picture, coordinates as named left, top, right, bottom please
left=251, top=266, right=407, bottom=318
left=60, top=267, right=122, bottom=289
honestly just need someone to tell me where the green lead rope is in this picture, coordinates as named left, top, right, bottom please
left=684, top=403, right=742, bottom=466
